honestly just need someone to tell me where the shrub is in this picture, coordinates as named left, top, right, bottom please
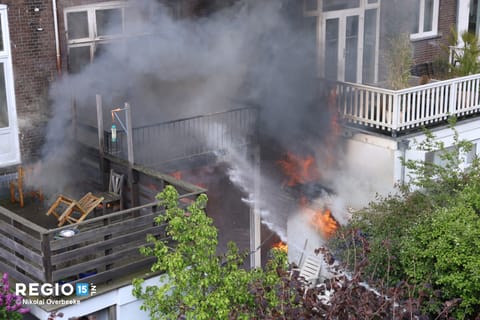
left=400, top=198, right=480, bottom=317
left=0, top=273, right=30, bottom=320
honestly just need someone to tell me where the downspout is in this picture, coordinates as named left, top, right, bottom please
left=398, top=139, right=410, bottom=186
left=52, top=0, right=62, bottom=75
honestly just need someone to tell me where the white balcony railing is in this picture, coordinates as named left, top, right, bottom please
left=336, top=73, right=480, bottom=135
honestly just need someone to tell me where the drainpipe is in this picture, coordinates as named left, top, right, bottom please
left=52, top=0, right=62, bottom=75
left=398, top=139, right=410, bottom=186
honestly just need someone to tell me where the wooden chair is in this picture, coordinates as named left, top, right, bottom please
left=9, top=165, right=43, bottom=208
left=98, top=169, right=124, bottom=214
left=46, top=193, right=104, bottom=227
left=9, top=166, right=25, bottom=207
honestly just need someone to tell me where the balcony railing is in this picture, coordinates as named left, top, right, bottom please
left=103, top=106, right=258, bottom=167
left=0, top=191, right=202, bottom=288
left=336, top=73, right=480, bottom=135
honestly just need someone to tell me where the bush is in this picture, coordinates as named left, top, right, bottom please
left=400, top=196, right=480, bottom=317
left=0, top=273, right=29, bottom=320
left=331, top=125, right=480, bottom=317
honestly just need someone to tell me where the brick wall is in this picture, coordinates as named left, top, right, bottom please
left=412, top=0, right=457, bottom=65
left=378, top=0, right=457, bottom=81
left=0, top=0, right=57, bottom=167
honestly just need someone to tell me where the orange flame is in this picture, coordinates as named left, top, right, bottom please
left=170, top=171, right=183, bottom=180
left=304, top=206, right=338, bottom=239
left=277, top=152, right=320, bottom=187
left=272, top=241, right=288, bottom=252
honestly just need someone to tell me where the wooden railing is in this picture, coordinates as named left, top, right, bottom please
left=0, top=191, right=201, bottom=287
left=0, top=206, right=47, bottom=284
left=336, top=73, right=480, bottom=134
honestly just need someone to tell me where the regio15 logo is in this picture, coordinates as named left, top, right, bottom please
left=16, top=283, right=96, bottom=297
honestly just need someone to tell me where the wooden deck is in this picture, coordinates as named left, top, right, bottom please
left=0, top=161, right=206, bottom=290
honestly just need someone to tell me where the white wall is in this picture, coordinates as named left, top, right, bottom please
left=27, top=274, right=166, bottom=320
left=339, top=119, right=480, bottom=209
left=332, top=132, right=397, bottom=209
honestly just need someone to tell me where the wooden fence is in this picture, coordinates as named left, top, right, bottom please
left=0, top=190, right=202, bottom=287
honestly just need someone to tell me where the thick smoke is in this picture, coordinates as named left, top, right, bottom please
left=31, top=0, right=346, bottom=246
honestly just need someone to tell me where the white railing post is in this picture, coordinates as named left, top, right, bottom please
left=449, top=81, right=458, bottom=116
left=392, top=93, right=400, bottom=133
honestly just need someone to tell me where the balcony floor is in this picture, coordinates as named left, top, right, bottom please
left=2, top=198, right=58, bottom=229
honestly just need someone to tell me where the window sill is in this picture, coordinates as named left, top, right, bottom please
left=410, top=33, right=442, bottom=42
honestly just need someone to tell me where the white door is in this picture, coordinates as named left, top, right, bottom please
left=0, top=5, right=20, bottom=167
left=323, top=10, right=362, bottom=83
left=320, top=7, right=379, bottom=84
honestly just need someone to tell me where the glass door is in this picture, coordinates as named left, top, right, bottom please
left=469, top=0, right=480, bottom=36
left=323, top=13, right=360, bottom=82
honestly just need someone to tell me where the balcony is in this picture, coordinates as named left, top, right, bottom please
left=0, top=164, right=205, bottom=290
left=335, top=73, right=480, bottom=136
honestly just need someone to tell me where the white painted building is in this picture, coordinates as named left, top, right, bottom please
left=26, top=273, right=165, bottom=320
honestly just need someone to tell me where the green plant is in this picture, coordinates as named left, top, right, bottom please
left=440, top=27, right=480, bottom=78
left=384, top=33, right=414, bottom=89
left=332, top=124, right=480, bottom=317
left=400, top=198, right=480, bottom=317
left=0, top=273, right=30, bottom=320
left=452, top=31, right=480, bottom=76
left=132, top=186, right=295, bottom=320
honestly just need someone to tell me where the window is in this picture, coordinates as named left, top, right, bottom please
left=323, top=0, right=360, bottom=12
left=304, top=0, right=318, bottom=12
left=465, top=143, right=477, bottom=165
left=65, top=2, right=129, bottom=74
left=0, top=64, right=9, bottom=128
left=411, top=0, right=439, bottom=40
left=0, top=5, right=20, bottom=166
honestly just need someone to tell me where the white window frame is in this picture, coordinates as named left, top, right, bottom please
left=0, top=4, right=20, bottom=167
left=305, top=0, right=381, bottom=83
left=410, top=0, right=439, bottom=40
left=64, top=1, right=128, bottom=70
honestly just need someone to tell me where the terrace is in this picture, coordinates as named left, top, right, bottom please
left=334, top=73, right=480, bottom=136
left=0, top=161, right=205, bottom=292
left=0, top=105, right=257, bottom=301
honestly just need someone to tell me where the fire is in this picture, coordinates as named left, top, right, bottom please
left=272, top=241, right=288, bottom=252
left=170, top=171, right=183, bottom=180
left=304, top=205, right=338, bottom=239
left=277, top=152, right=320, bottom=187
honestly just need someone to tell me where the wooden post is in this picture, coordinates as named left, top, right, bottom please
left=125, top=103, right=138, bottom=206
left=96, top=94, right=107, bottom=189
left=250, top=144, right=261, bottom=269
left=41, top=232, right=53, bottom=283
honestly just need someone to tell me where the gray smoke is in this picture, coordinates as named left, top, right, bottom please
left=29, top=0, right=350, bottom=252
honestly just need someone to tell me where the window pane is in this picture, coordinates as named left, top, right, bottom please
left=67, top=11, right=89, bottom=39
left=423, top=0, right=434, bottom=32
left=468, top=0, right=478, bottom=34
left=345, top=15, right=359, bottom=82
left=412, top=0, right=420, bottom=33
left=363, top=9, right=377, bottom=84
left=0, top=15, right=4, bottom=52
left=466, top=143, right=477, bottom=164
left=0, top=64, right=8, bottom=128
left=68, top=46, right=90, bottom=74
left=323, top=0, right=359, bottom=12
left=325, top=18, right=339, bottom=80
left=305, top=0, right=318, bottom=11
left=96, top=8, right=123, bottom=36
